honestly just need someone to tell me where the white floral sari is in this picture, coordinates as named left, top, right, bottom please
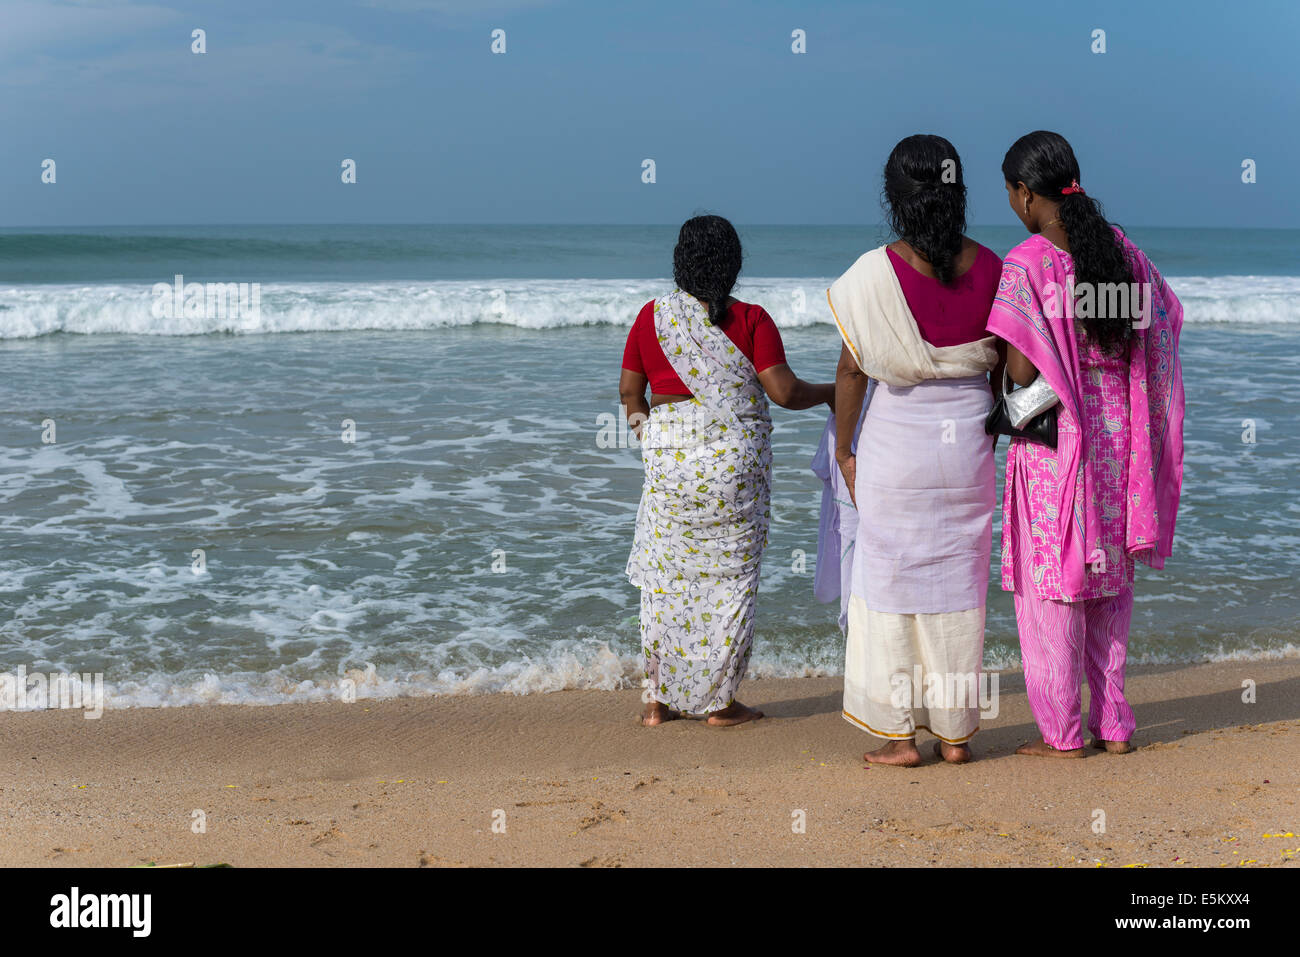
left=626, top=290, right=773, bottom=714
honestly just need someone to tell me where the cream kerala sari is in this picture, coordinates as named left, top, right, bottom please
left=826, top=247, right=998, bottom=743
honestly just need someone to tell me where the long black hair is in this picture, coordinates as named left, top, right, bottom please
left=673, top=214, right=742, bottom=325
left=882, top=134, right=967, bottom=284
left=1002, top=130, right=1134, bottom=354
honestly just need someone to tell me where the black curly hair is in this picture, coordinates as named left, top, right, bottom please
left=883, top=134, right=967, bottom=285
left=673, top=214, right=742, bottom=325
left=1002, top=131, right=1135, bottom=355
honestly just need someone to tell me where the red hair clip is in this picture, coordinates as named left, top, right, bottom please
left=1061, top=180, right=1084, bottom=195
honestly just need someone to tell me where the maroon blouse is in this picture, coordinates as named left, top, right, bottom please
left=886, top=244, right=1002, bottom=346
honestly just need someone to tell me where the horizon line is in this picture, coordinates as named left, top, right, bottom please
left=1, top=222, right=1294, bottom=231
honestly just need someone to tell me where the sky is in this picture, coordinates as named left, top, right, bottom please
left=2, top=0, right=1297, bottom=227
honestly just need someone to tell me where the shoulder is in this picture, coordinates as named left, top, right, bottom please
left=989, top=244, right=1040, bottom=310
left=728, top=299, right=768, bottom=322
left=1002, top=234, right=1050, bottom=268
left=843, top=246, right=889, bottom=273
left=626, top=300, right=656, bottom=344
left=972, top=241, right=1003, bottom=270
left=833, top=246, right=889, bottom=291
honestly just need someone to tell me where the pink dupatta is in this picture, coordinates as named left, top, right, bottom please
left=986, top=229, right=1184, bottom=598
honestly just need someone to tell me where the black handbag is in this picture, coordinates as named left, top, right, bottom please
left=985, top=370, right=1059, bottom=449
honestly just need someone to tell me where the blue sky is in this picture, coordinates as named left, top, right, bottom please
left=3, top=0, right=1297, bottom=226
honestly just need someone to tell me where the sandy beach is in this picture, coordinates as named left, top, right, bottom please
left=0, top=658, right=1295, bottom=868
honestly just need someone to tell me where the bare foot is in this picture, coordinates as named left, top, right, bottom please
left=641, top=701, right=679, bottom=726
left=1089, top=738, right=1133, bottom=754
left=1015, top=738, right=1085, bottom=758
left=705, top=701, right=764, bottom=726
left=932, top=740, right=973, bottom=764
left=864, top=739, right=922, bottom=766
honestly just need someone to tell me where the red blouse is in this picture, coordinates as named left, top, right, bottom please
left=621, top=299, right=787, bottom=396
left=887, top=244, right=1002, bottom=346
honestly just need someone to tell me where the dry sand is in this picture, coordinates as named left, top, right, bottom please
left=1, top=660, right=1296, bottom=868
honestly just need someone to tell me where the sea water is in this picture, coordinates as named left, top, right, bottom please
left=1, top=224, right=1297, bottom=706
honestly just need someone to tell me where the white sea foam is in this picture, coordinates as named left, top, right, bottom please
left=2, top=298, right=1296, bottom=711
left=2, top=275, right=1298, bottom=339
left=94, top=645, right=638, bottom=708
left=50, top=637, right=1297, bottom=709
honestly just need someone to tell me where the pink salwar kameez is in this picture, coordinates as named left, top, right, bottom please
left=987, top=230, right=1185, bottom=750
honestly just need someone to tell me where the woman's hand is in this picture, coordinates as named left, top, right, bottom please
left=619, top=368, right=651, bottom=439
left=756, top=364, right=835, bottom=411
left=833, top=343, right=867, bottom=506
left=836, top=450, right=857, bottom=506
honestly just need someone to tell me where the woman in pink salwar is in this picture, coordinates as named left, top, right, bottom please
left=987, top=131, right=1185, bottom=758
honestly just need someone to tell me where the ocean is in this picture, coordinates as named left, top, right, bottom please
left=1, top=224, right=1297, bottom=708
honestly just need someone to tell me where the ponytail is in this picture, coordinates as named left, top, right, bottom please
left=1056, top=190, right=1135, bottom=353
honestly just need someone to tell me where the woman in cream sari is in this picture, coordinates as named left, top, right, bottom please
left=620, top=215, right=833, bottom=726
left=829, top=136, right=1001, bottom=765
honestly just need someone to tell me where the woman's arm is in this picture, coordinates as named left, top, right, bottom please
left=990, top=340, right=1007, bottom=402
left=619, top=368, right=650, bottom=439
left=1006, top=343, right=1040, bottom=386
left=988, top=341, right=1007, bottom=450
left=756, top=363, right=834, bottom=410
left=834, top=343, right=868, bottom=505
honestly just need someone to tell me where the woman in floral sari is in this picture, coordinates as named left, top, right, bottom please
left=987, top=131, right=1185, bottom=757
left=620, top=215, right=833, bottom=726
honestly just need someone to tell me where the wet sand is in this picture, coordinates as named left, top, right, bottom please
left=1, top=659, right=1296, bottom=867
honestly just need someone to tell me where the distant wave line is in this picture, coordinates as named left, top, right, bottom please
left=1, top=275, right=1297, bottom=338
